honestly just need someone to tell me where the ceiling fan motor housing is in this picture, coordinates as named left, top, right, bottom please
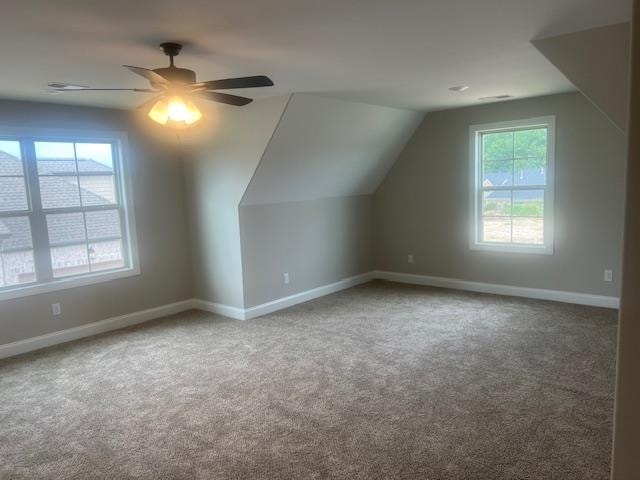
left=152, top=67, right=196, bottom=85
left=154, top=42, right=196, bottom=85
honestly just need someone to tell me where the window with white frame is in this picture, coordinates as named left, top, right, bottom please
left=469, top=116, right=555, bottom=254
left=0, top=130, right=138, bottom=300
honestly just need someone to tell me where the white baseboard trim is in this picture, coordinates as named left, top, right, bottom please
left=0, top=273, right=375, bottom=360
left=0, top=299, right=194, bottom=360
left=1, top=270, right=618, bottom=361
left=374, top=270, right=620, bottom=309
left=192, top=271, right=376, bottom=321
left=243, top=271, right=375, bottom=319
left=190, top=299, right=246, bottom=320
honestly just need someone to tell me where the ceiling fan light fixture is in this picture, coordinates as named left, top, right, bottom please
left=148, top=99, right=169, bottom=125
left=51, top=42, right=273, bottom=129
left=148, top=96, right=202, bottom=127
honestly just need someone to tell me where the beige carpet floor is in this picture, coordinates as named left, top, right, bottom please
left=0, top=281, right=618, bottom=479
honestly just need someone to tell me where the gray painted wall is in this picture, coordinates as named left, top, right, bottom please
left=241, top=94, right=423, bottom=205
left=4, top=91, right=622, bottom=348
left=0, top=100, right=192, bottom=344
left=612, top=1, right=639, bottom=474
left=375, top=92, right=626, bottom=297
left=237, top=94, right=421, bottom=308
left=239, top=195, right=373, bottom=308
left=185, top=96, right=290, bottom=308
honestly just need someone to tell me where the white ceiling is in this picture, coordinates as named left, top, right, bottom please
left=0, top=0, right=632, bottom=111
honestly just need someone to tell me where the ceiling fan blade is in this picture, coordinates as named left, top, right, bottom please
left=47, top=82, right=90, bottom=90
left=52, top=88, right=158, bottom=92
left=48, top=82, right=158, bottom=92
left=194, top=91, right=253, bottom=106
left=123, top=65, right=170, bottom=87
left=195, top=75, right=274, bottom=90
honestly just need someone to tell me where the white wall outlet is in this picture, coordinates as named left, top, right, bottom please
left=604, top=269, right=613, bottom=282
left=52, top=303, right=61, bottom=316
left=283, top=272, right=290, bottom=284
left=407, top=254, right=414, bottom=264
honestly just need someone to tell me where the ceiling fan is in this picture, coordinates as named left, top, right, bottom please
left=48, top=42, right=274, bottom=128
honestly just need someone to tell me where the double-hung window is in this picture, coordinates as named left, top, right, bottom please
left=469, top=116, right=555, bottom=254
left=0, top=129, right=139, bottom=300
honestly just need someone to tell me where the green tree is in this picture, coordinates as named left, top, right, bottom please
left=482, top=128, right=546, bottom=175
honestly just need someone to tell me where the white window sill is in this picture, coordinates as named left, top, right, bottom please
left=0, top=266, right=141, bottom=302
left=470, top=243, right=554, bottom=255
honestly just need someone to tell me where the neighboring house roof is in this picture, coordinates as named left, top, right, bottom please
left=40, top=176, right=112, bottom=208
left=38, top=158, right=114, bottom=175
left=0, top=217, right=33, bottom=251
left=0, top=220, right=10, bottom=239
left=0, top=151, right=23, bottom=175
left=1, top=151, right=29, bottom=212
left=484, top=168, right=546, bottom=200
left=0, top=151, right=114, bottom=175
left=0, top=151, right=118, bottom=252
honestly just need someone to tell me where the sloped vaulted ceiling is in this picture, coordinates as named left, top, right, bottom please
left=240, top=94, right=424, bottom=206
left=532, top=23, right=630, bottom=131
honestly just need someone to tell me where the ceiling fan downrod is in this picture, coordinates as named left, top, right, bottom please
left=159, top=42, right=183, bottom=68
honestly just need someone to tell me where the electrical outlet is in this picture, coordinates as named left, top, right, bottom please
left=52, top=303, right=61, bottom=316
left=407, top=254, right=414, bottom=264
left=283, top=272, right=290, bottom=284
left=604, top=269, right=613, bottom=282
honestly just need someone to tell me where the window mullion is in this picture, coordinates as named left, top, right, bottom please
left=73, top=143, right=93, bottom=273
left=113, top=204, right=129, bottom=267
left=509, top=190, right=514, bottom=243
left=477, top=134, right=483, bottom=244
left=23, top=139, right=54, bottom=283
left=479, top=185, right=547, bottom=193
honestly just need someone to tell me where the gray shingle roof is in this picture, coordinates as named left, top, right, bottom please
left=0, top=208, right=122, bottom=252
left=1, top=151, right=115, bottom=210
left=38, top=158, right=113, bottom=175
left=39, top=176, right=114, bottom=209
left=0, top=177, right=28, bottom=212
left=0, top=151, right=119, bottom=252
left=47, top=210, right=121, bottom=246
left=0, top=217, right=33, bottom=251
left=0, top=151, right=23, bottom=175
left=1, top=151, right=114, bottom=175
left=0, top=220, right=10, bottom=238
